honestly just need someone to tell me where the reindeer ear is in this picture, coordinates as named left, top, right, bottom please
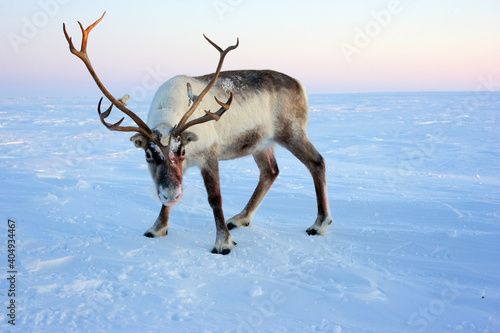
left=130, top=133, right=148, bottom=149
left=180, top=131, right=199, bottom=146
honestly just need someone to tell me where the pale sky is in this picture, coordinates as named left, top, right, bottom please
left=1, top=0, right=499, bottom=97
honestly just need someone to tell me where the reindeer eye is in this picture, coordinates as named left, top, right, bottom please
left=178, top=146, right=186, bottom=157
left=145, top=150, right=154, bottom=163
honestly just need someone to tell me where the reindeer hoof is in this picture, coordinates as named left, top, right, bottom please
left=212, top=247, right=231, bottom=255
left=144, top=231, right=168, bottom=238
left=227, top=214, right=251, bottom=230
left=211, top=239, right=236, bottom=255
left=144, top=227, right=169, bottom=238
left=306, top=228, right=318, bottom=235
left=306, top=216, right=334, bottom=235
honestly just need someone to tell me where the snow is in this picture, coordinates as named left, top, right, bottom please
left=1, top=92, right=499, bottom=332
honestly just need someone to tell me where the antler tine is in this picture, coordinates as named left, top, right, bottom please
left=63, top=13, right=156, bottom=140
left=77, top=13, right=104, bottom=54
left=97, top=98, right=153, bottom=137
left=63, top=12, right=106, bottom=61
left=174, top=35, right=239, bottom=136
left=203, top=34, right=240, bottom=54
left=97, top=97, right=113, bottom=118
left=174, top=91, right=233, bottom=135
left=214, top=93, right=233, bottom=110
left=97, top=98, right=125, bottom=130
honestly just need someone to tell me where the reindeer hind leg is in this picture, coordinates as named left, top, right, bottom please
left=278, top=134, right=333, bottom=235
left=227, top=146, right=279, bottom=230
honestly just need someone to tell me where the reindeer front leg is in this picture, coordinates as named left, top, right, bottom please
left=200, top=156, right=236, bottom=255
left=144, top=205, right=171, bottom=237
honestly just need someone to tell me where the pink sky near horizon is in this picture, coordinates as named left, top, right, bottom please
left=1, top=0, right=499, bottom=97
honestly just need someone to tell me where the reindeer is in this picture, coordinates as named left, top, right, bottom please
left=63, top=12, right=334, bottom=254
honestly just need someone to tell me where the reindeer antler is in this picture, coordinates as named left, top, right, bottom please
left=63, top=12, right=160, bottom=144
left=175, top=92, right=233, bottom=134
left=172, top=35, right=239, bottom=137
left=64, top=13, right=239, bottom=159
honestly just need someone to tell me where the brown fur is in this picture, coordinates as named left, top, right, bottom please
left=195, top=70, right=304, bottom=95
left=221, top=127, right=264, bottom=158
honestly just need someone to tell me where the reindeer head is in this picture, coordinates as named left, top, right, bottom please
left=63, top=12, right=237, bottom=206
left=130, top=129, right=198, bottom=206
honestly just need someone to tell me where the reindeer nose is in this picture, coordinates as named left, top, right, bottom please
left=158, top=186, right=182, bottom=206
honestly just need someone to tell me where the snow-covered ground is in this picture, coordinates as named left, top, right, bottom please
left=1, top=92, right=499, bottom=332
